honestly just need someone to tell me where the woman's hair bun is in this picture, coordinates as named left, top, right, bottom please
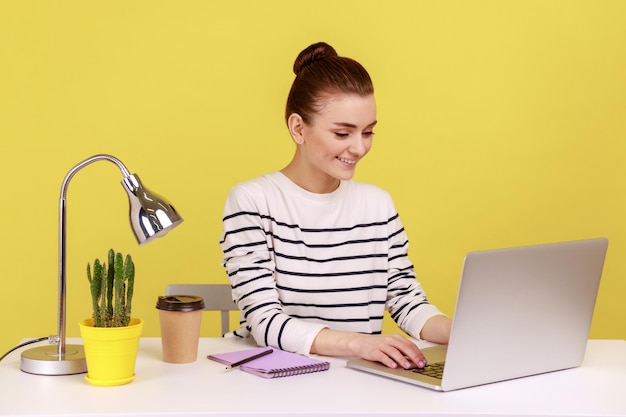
left=293, top=42, right=338, bottom=75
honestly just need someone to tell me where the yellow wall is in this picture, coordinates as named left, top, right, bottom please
left=1, top=1, right=624, bottom=356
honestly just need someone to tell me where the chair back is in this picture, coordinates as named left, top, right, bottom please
left=165, top=284, right=237, bottom=336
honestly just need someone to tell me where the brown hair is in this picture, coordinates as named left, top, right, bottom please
left=285, top=42, right=374, bottom=124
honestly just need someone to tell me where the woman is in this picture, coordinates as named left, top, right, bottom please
left=220, top=42, right=451, bottom=370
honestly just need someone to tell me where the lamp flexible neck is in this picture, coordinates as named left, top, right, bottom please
left=60, top=154, right=131, bottom=200
left=57, top=154, right=132, bottom=356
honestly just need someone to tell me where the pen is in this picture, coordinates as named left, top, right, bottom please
left=226, top=348, right=273, bottom=369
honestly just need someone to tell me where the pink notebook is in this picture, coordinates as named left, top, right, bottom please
left=207, top=347, right=330, bottom=379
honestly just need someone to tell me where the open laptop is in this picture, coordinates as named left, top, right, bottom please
left=347, top=238, right=608, bottom=391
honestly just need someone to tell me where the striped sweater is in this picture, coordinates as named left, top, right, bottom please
left=220, top=171, right=444, bottom=355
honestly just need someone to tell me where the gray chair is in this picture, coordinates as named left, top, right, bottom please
left=165, top=284, right=237, bottom=336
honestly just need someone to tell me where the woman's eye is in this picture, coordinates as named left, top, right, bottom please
left=363, top=131, right=375, bottom=138
left=335, top=132, right=349, bottom=138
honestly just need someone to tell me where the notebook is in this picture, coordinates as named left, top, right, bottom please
left=208, top=347, right=330, bottom=378
left=347, top=238, right=608, bottom=391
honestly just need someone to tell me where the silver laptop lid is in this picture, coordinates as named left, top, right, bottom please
left=441, top=237, right=608, bottom=390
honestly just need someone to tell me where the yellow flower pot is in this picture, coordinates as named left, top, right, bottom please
left=79, top=317, right=143, bottom=386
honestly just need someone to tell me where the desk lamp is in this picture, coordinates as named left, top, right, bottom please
left=20, top=154, right=183, bottom=375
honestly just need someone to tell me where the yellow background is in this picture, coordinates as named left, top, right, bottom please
left=1, top=1, right=624, bottom=356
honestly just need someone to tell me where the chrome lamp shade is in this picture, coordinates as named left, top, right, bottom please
left=20, top=154, right=182, bottom=375
left=123, top=173, right=183, bottom=245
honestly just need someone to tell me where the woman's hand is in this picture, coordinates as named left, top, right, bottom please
left=311, top=329, right=427, bottom=369
left=350, top=333, right=428, bottom=369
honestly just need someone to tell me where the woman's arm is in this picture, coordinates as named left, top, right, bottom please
left=220, top=183, right=327, bottom=354
left=311, top=314, right=451, bottom=369
left=382, top=201, right=451, bottom=344
left=311, top=328, right=429, bottom=369
left=310, top=314, right=451, bottom=369
left=420, top=314, right=452, bottom=344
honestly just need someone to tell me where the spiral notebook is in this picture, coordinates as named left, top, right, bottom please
left=208, top=347, right=330, bottom=379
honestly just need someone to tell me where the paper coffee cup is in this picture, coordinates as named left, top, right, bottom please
left=156, top=295, right=205, bottom=364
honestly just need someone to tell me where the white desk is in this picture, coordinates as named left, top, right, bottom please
left=1, top=338, right=625, bottom=417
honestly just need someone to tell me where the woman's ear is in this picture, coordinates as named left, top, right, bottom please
left=287, top=113, right=305, bottom=144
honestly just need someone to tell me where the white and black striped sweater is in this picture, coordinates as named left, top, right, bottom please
left=220, top=172, right=444, bottom=355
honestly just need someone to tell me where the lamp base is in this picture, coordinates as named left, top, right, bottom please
left=20, top=344, right=87, bottom=375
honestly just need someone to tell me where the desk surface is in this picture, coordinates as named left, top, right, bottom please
left=1, top=338, right=625, bottom=417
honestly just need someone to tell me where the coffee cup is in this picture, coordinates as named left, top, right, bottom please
left=156, top=295, right=205, bottom=363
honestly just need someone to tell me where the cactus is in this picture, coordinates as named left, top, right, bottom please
left=123, top=253, right=135, bottom=325
left=86, top=249, right=135, bottom=327
left=87, top=260, right=103, bottom=327
left=106, top=249, right=115, bottom=322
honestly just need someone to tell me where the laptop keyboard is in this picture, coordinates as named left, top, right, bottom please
left=410, top=361, right=445, bottom=379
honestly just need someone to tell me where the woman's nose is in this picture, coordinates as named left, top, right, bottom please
left=348, top=135, right=367, bottom=155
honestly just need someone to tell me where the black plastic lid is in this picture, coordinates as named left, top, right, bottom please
left=156, top=295, right=205, bottom=312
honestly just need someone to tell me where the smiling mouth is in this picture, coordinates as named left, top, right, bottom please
left=337, top=156, right=356, bottom=166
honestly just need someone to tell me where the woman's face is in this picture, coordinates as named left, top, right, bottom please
left=296, top=93, right=377, bottom=189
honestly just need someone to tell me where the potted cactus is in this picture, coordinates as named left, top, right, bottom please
left=79, top=249, right=144, bottom=386
left=87, top=249, right=135, bottom=327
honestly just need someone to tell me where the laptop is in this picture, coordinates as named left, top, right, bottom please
left=347, top=238, right=608, bottom=391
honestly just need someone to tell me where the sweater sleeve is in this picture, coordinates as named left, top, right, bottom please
left=384, top=202, right=447, bottom=339
left=219, top=182, right=327, bottom=355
